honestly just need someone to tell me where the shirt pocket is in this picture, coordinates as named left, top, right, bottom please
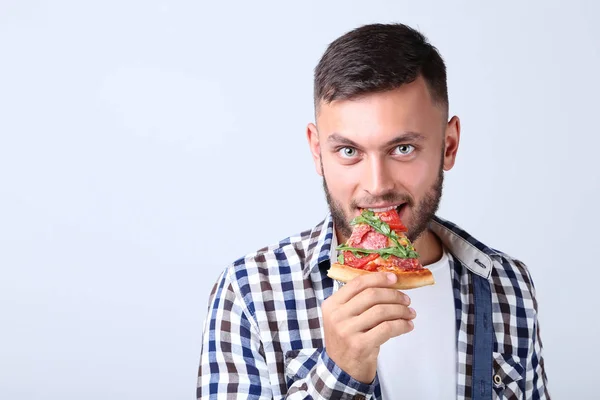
left=284, top=347, right=322, bottom=388
left=492, top=352, right=526, bottom=400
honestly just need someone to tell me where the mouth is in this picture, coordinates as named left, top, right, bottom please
left=366, top=205, right=397, bottom=212
left=396, top=203, right=407, bottom=218
left=359, top=203, right=407, bottom=217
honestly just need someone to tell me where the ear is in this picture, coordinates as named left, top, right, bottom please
left=306, top=122, right=323, bottom=176
left=443, top=116, right=461, bottom=171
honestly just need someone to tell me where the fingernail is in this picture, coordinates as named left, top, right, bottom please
left=403, top=294, right=410, bottom=305
left=387, top=273, right=397, bottom=283
left=408, top=320, right=414, bottom=329
left=409, top=307, right=416, bottom=317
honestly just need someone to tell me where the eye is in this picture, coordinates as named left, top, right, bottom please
left=393, top=144, right=415, bottom=155
left=338, top=147, right=358, bottom=158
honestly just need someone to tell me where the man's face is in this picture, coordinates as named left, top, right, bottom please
left=307, top=77, right=460, bottom=243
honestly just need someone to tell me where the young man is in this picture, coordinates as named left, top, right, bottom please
left=197, top=23, right=550, bottom=399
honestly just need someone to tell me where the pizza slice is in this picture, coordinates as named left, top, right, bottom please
left=327, top=208, right=435, bottom=290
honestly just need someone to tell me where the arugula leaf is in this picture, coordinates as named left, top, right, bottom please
left=336, top=244, right=420, bottom=260
left=337, top=253, right=344, bottom=264
left=380, top=223, right=391, bottom=236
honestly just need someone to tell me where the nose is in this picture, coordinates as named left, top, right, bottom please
left=363, top=157, right=395, bottom=197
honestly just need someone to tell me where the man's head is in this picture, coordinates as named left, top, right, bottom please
left=307, top=23, right=460, bottom=243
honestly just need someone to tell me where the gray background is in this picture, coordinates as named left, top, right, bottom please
left=1, top=0, right=598, bottom=398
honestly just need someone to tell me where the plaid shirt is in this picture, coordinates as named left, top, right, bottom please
left=197, top=214, right=550, bottom=399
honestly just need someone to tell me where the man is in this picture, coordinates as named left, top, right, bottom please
left=197, top=23, right=550, bottom=399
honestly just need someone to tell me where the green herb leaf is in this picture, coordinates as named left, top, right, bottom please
left=381, top=223, right=391, bottom=235
left=336, top=244, right=418, bottom=259
left=337, top=253, right=344, bottom=264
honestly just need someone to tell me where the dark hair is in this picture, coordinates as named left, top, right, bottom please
left=314, top=23, right=448, bottom=116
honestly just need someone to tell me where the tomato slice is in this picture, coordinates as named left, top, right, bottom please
left=362, top=261, right=379, bottom=272
left=342, top=252, right=379, bottom=269
left=375, top=209, right=407, bottom=232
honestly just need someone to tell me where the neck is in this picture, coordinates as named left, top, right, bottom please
left=334, top=228, right=348, bottom=246
left=413, top=229, right=443, bottom=266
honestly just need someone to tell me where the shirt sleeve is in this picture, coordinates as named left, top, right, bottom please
left=523, top=266, right=551, bottom=400
left=285, top=349, right=376, bottom=399
left=197, top=268, right=376, bottom=399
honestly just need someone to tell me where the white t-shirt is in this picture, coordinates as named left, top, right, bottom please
left=330, top=231, right=456, bottom=399
left=376, top=247, right=456, bottom=399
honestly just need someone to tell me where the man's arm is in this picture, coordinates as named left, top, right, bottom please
left=197, top=269, right=409, bottom=399
left=197, top=269, right=272, bottom=398
left=527, top=284, right=551, bottom=399
left=528, top=313, right=550, bottom=399
left=517, top=261, right=550, bottom=399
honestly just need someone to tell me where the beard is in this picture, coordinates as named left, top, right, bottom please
left=323, top=164, right=444, bottom=243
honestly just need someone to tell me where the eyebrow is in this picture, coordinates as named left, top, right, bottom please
left=327, top=131, right=426, bottom=148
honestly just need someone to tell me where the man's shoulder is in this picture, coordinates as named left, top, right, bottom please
left=432, top=215, right=537, bottom=296
left=489, top=248, right=537, bottom=297
left=207, top=218, right=329, bottom=323
left=230, top=227, right=315, bottom=271
left=219, top=216, right=330, bottom=287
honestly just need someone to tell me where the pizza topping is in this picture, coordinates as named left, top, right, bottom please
left=346, top=223, right=372, bottom=247
left=361, top=230, right=389, bottom=249
left=373, top=255, right=422, bottom=271
left=335, top=209, right=421, bottom=270
left=342, top=252, right=379, bottom=269
left=336, top=243, right=419, bottom=260
left=354, top=255, right=423, bottom=272
left=375, top=209, right=408, bottom=232
left=347, top=227, right=389, bottom=250
left=350, top=209, right=411, bottom=250
left=329, top=209, right=434, bottom=288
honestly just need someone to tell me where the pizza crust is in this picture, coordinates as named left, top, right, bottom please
left=327, top=262, right=435, bottom=290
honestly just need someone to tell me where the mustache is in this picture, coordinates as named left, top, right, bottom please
left=350, top=192, right=414, bottom=209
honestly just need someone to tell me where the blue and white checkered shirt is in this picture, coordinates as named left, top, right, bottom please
left=197, top=213, right=550, bottom=399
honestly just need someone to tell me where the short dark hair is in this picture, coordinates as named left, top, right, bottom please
left=314, top=23, right=448, bottom=116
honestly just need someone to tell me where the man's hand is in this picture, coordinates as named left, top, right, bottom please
left=322, top=272, right=416, bottom=384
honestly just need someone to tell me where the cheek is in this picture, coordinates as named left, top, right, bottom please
left=398, top=158, right=439, bottom=195
left=322, top=158, right=360, bottom=200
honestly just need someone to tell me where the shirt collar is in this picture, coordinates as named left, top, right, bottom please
left=429, top=215, right=500, bottom=279
left=305, top=212, right=500, bottom=280
left=303, top=213, right=335, bottom=280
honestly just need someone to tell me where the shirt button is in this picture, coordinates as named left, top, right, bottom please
left=494, top=374, right=502, bottom=385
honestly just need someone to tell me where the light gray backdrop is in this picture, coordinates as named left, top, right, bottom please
left=1, top=0, right=598, bottom=398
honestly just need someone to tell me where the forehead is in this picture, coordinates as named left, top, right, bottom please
left=316, top=77, right=444, bottom=145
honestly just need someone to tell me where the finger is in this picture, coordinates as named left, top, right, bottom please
left=362, top=318, right=415, bottom=347
left=333, top=272, right=400, bottom=304
left=352, top=304, right=416, bottom=332
left=344, top=287, right=410, bottom=317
